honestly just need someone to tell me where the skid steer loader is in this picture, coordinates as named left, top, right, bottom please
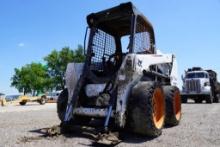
left=57, top=2, right=181, bottom=137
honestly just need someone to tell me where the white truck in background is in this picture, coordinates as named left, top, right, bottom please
left=181, top=67, right=220, bottom=103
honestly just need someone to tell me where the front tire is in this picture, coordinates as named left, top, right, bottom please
left=128, top=82, right=165, bottom=137
left=163, top=86, right=181, bottom=126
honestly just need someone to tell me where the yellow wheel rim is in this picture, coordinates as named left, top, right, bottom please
left=174, top=91, right=181, bottom=121
left=152, top=88, right=165, bottom=129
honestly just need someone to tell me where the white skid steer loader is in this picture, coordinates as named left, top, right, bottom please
left=57, top=2, right=182, bottom=137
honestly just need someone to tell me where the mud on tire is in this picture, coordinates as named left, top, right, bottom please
left=163, top=86, right=181, bottom=126
left=127, top=82, right=165, bottom=137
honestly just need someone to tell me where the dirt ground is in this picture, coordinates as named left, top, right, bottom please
left=0, top=102, right=220, bottom=147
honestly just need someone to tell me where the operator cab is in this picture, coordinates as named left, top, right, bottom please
left=85, top=2, right=156, bottom=80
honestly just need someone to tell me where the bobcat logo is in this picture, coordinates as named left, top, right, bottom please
left=137, top=59, right=142, bottom=67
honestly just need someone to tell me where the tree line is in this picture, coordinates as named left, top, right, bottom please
left=11, top=45, right=85, bottom=95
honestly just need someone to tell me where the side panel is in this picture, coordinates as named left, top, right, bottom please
left=116, top=54, right=141, bottom=127
left=65, top=63, right=84, bottom=103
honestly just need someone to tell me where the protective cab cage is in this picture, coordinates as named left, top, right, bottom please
left=85, top=2, right=156, bottom=78
left=69, top=2, right=172, bottom=109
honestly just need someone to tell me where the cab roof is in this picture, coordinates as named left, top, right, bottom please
left=86, top=2, right=155, bottom=44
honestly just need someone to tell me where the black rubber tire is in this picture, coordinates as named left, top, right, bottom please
left=195, top=99, right=202, bottom=103
left=57, top=89, right=90, bottom=124
left=163, top=86, right=182, bottom=126
left=213, top=94, right=220, bottom=103
left=57, top=90, right=66, bottom=121
left=206, top=95, right=213, bottom=104
left=127, top=82, right=165, bottom=137
left=39, top=96, right=46, bottom=105
left=181, top=97, right=187, bottom=103
left=19, top=101, right=27, bottom=105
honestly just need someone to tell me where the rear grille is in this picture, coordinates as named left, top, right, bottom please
left=185, top=80, right=201, bottom=92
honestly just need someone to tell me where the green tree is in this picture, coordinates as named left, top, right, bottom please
left=11, top=63, right=50, bottom=95
left=44, top=45, right=85, bottom=90
left=72, top=45, right=86, bottom=62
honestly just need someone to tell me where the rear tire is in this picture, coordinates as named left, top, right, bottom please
left=163, top=86, right=181, bottom=126
left=127, top=82, right=165, bottom=137
left=206, top=95, right=213, bottom=104
left=213, top=94, right=220, bottom=103
left=195, top=99, right=202, bottom=103
left=19, top=101, right=27, bottom=105
left=57, top=89, right=90, bottom=124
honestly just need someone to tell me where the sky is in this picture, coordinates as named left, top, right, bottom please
left=0, top=0, right=220, bottom=95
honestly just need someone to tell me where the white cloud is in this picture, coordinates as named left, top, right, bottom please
left=18, top=42, right=25, bottom=47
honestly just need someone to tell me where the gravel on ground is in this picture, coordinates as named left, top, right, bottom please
left=0, top=102, right=220, bottom=147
